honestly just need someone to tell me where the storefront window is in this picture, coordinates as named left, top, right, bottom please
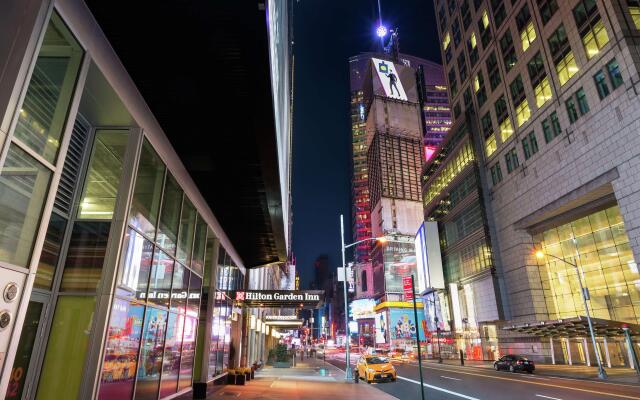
left=187, top=273, right=202, bottom=316
left=35, top=213, right=67, bottom=289
left=178, top=316, right=198, bottom=390
left=98, top=299, right=144, bottom=400
left=191, top=215, right=207, bottom=274
left=36, top=296, right=96, bottom=400
left=119, top=229, right=153, bottom=300
left=177, top=197, right=196, bottom=265
left=159, top=312, right=183, bottom=398
left=156, top=173, right=182, bottom=255
left=134, top=307, right=167, bottom=400
left=537, top=205, right=640, bottom=324
left=13, top=12, right=83, bottom=164
left=0, top=144, right=52, bottom=268
left=78, top=129, right=128, bottom=219
left=60, top=221, right=111, bottom=292
left=5, top=301, right=43, bottom=400
left=129, top=140, right=165, bottom=239
left=148, top=250, right=173, bottom=308
left=170, top=264, right=189, bottom=314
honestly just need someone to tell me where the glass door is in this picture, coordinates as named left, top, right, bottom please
left=5, top=293, right=49, bottom=400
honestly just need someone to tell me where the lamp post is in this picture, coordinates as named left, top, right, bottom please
left=340, top=214, right=386, bottom=381
left=535, top=250, right=608, bottom=379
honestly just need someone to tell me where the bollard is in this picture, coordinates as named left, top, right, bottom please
left=460, top=349, right=464, bottom=366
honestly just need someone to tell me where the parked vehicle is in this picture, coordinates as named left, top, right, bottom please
left=493, top=355, right=535, bottom=373
left=356, top=355, right=397, bottom=383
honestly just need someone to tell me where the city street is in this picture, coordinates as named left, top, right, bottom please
left=324, top=351, right=640, bottom=400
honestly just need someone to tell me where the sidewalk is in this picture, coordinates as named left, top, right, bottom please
left=183, top=357, right=397, bottom=400
left=415, top=358, right=640, bottom=385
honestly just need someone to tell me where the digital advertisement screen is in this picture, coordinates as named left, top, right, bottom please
left=350, top=298, right=376, bottom=320
left=375, top=312, right=388, bottom=344
left=389, top=308, right=426, bottom=340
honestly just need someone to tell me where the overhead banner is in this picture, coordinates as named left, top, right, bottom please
left=372, top=57, right=408, bottom=101
left=232, top=290, right=324, bottom=308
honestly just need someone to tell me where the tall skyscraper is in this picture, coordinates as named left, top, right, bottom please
left=430, top=0, right=640, bottom=366
left=349, top=53, right=451, bottom=266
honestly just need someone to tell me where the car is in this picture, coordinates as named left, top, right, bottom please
left=493, top=355, right=535, bottom=373
left=355, top=355, right=397, bottom=384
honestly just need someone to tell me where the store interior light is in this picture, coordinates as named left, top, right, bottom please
left=376, top=25, right=388, bottom=38
left=535, top=250, right=544, bottom=259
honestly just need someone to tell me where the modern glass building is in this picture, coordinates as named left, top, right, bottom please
left=431, top=0, right=640, bottom=367
left=0, top=1, right=293, bottom=399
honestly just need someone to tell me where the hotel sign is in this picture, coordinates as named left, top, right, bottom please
left=231, top=290, right=324, bottom=308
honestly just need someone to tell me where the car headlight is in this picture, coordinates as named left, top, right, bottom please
left=367, top=368, right=376, bottom=373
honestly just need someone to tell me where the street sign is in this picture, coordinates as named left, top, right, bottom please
left=403, top=276, right=413, bottom=300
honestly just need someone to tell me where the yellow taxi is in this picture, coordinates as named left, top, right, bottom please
left=356, top=355, right=397, bottom=383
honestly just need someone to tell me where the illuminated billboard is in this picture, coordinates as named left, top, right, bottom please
left=415, top=222, right=444, bottom=293
left=389, top=308, right=426, bottom=340
left=372, top=57, right=408, bottom=101
left=375, top=312, right=388, bottom=344
left=350, top=299, right=376, bottom=320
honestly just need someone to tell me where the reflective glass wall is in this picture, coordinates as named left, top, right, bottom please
left=98, top=140, right=206, bottom=399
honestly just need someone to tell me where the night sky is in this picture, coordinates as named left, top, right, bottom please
left=292, top=0, right=440, bottom=288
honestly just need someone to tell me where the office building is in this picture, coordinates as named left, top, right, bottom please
left=0, top=0, right=293, bottom=399
left=432, top=0, right=640, bottom=366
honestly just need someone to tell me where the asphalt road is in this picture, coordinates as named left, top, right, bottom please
left=323, top=352, right=640, bottom=400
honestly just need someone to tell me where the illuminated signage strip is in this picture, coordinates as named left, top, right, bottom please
left=231, top=290, right=324, bottom=308
left=374, top=301, right=423, bottom=312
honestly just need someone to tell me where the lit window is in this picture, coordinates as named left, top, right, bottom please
left=499, top=117, right=514, bottom=142
left=534, top=76, right=552, bottom=107
left=581, top=19, right=609, bottom=59
left=629, top=1, right=640, bottom=30
left=521, top=21, right=537, bottom=51
left=482, top=10, right=490, bottom=29
left=470, top=32, right=477, bottom=49
left=485, top=134, right=497, bottom=157
left=474, top=74, right=480, bottom=92
left=443, top=32, right=451, bottom=49
left=515, top=100, right=531, bottom=127
left=556, top=51, right=579, bottom=86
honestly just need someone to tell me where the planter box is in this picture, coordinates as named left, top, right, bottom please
left=274, top=361, right=291, bottom=368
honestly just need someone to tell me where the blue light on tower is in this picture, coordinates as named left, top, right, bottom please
left=376, top=25, right=388, bottom=38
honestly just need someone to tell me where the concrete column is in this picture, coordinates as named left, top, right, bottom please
left=550, top=337, right=555, bottom=365
left=583, top=338, right=591, bottom=366
left=625, top=338, right=635, bottom=370
left=566, top=338, right=573, bottom=365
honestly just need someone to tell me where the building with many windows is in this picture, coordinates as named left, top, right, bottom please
left=432, top=0, right=640, bottom=367
left=0, top=1, right=294, bottom=399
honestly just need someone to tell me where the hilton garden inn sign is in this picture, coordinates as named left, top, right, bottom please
left=232, top=290, right=324, bottom=308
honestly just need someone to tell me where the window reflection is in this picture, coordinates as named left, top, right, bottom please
left=157, top=174, right=182, bottom=255
left=170, top=264, right=189, bottom=314
left=148, top=250, right=173, bottom=308
left=159, top=313, right=183, bottom=398
left=120, top=229, right=153, bottom=299
left=78, top=130, right=128, bottom=220
left=129, top=140, right=165, bottom=239
left=60, top=221, right=110, bottom=292
left=177, top=197, right=196, bottom=265
left=134, top=308, right=167, bottom=400
left=35, top=213, right=67, bottom=289
left=13, top=12, right=83, bottom=164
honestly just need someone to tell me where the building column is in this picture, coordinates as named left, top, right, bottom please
left=625, top=338, right=635, bottom=370
left=550, top=337, right=555, bottom=365
left=583, top=338, right=591, bottom=366
left=566, top=338, right=572, bottom=365
left=604, top=336, right=612, bottom=368
left=198, top=237, right=220, bottom=382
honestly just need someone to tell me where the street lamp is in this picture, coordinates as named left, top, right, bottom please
left=535, top=249, right=608, bottom=379
left=340, top=214, right=386, bottom=381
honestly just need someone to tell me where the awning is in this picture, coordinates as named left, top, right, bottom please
left=502, top=316, right=640, bottom=337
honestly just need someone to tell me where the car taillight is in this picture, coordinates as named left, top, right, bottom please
left=517, top=360, right=523, bottom=365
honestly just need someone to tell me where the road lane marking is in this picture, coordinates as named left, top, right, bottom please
left=397, top=376, right=479, bottom=399
left=440, top=375, right=462, bottom=381
left=413, top=365, right=640, bottom=399
left=536, top=395, right=563, bottom=400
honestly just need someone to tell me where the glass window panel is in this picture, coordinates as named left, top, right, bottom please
left=187, top=273, right=202, bottom=317
left=0, top=144, right=52, bottom=267
left=171, top=264, right=189, bottom=314
left=177, top=197, right=196, bottom=265
left=598, top=247, right=621, bottom=269
left=35, top=213, right=66, bottom=289
left=178, top=316, right=198, bottom=390
left=571, top=216, right=592, bottom=237
left=119, top=228, right=153, bottom=300
left=191, top=215, right=207, bottom=274
left=5, top=301, right=44, bottom=400
left=159, top=313, right=183, bottom=398
left=129, top=140, right=165, bottom=239
left=78, top=130, right=128, bottom=220
left=134, top=307, right=167, bottom=400
left=157, top=174, right=182, bottom=255
left=60, top=221, right=110, bottom=292
left=611, top=223, right=629, bottom=246
left=36, top=296, right=96, bottom=400
left=148, top=250, right=173, bottom=307
left=606, top=206, right=624, bottom=225
left=98, top=298, right=144, bottom=400
left=593, top=229, right=615, bottom=250
left=589, top=210, right=609, bottom=231
left=543, top=228, right=560, bottom=245
left=13, top=12, right=83, bottom=164
left=575, top=234, right=596, bottom=255
left=603, top=265, right=625, bottom=287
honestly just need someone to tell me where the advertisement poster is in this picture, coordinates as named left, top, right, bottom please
left=374, top=312, right=387, bottom=344
left=350, top=299, right=376, bottom=320
left=372, top=57, right=408, bottom=101
left=389, top=308, right=426, bottom=340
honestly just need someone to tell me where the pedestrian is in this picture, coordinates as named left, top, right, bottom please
left=460, top=349, right=465, bottom=366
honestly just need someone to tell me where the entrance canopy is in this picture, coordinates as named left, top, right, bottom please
left=503, top=316, right=640, bottom=337
left=232, top=290, right=324, bottom=309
